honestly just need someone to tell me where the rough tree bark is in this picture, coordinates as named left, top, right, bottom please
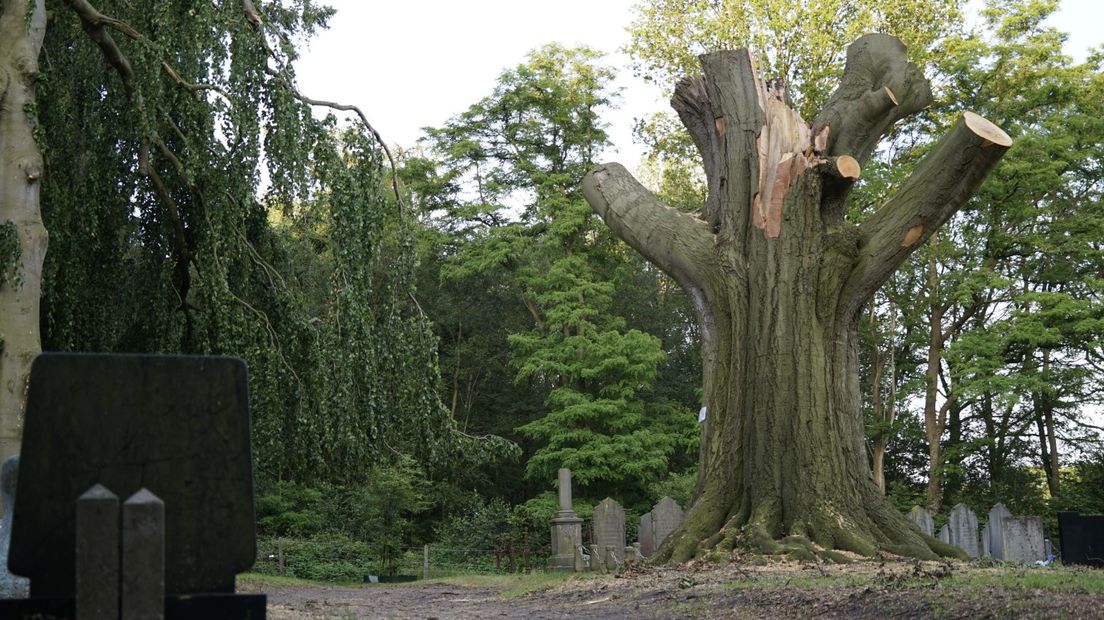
left=582, top=35, right=1011, bottom=561
left=0, top=0, right=48, bottom=464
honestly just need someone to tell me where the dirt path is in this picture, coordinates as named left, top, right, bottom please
left=241, top=561, right=1104, bottom=619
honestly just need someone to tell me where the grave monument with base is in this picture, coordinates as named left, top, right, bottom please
left=0, top=353, right=266, bottom=619
left=548, top=468, right=583, bottom=571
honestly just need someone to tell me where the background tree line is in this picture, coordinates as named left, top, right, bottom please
left=3, top=0, right=1100, bottom=579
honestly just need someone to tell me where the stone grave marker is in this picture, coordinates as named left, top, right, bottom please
left=3, top=353, right=264, bottom=618
left=0, top=456, right=29, bottom=599
left=907, top=506, right=934, bottom=537
left=592, top=498, right=625, bottom=568
left=549, top=468, right=582, bottom=571
left=938, top=525, right=950, bottom=544
left=1058, top=511, right=1104, bottom=567
left=988, top=503, right=1013, bottom=560
left=947, top=504, right=980, bottom=557
left=1001, top=516, right=1045, bottom=564
left=76, top=484, right=119, bottom=618
left=639, top=513, right=654, bottom=557
left=980, top=522, right=991, bottom=557
left=652, top=497, right=684, bottom=551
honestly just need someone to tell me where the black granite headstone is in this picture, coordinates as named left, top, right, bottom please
left=9, top=353, right=257, bottom=597
left=1057, top=511, right=1104, bottom=567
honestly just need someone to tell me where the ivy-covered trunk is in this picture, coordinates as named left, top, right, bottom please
left=0, top=0, right=47, bottom=462
left=583, top=35, right=1012, bottom=560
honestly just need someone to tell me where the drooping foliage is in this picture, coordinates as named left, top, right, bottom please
left=35, top=0, right=485, bottom=485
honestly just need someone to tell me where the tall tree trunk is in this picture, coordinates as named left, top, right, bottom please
left=923, top=238, right=946, bottom=512
left=0, top=0, right=48, bottom=464
left=870, top=304, right=896, bottom=496
left=1035, top=350, right=1061, bottom=497
left=583, top=35, right=1010, bottom=560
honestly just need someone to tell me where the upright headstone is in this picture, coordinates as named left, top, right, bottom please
left=122, top=489, right=165, bottom=620
left=980, top=522, right=991, bottom=557
left=938, top=525, right=950, bottom=544
left=586, top=544, right=605, bottom=574
left=1044, top=538, right=1053, bottom=561
left=549, top=468, right=583, bottom=571
left=651, top=497, right=684, bottom=551
left=947, top=504, right=980, bottom=557
left=1057, top=511, right=1104, bottom=567
left=907, top=506, right=934, bottom=537
left=1001, top=516, right=1045, bottom=564
left=592, top=498, right=626, bottom=568
left=639, top=513, right=654, bottom=557
left=77, top=484, right=120, bottom=620
left=9, top=354, right=257, bottom=597
left=988, top=503, right=1013, bottom=560
left=0, top=456, right=29, bottom=599
left=1, top=353, right=266, bottom=620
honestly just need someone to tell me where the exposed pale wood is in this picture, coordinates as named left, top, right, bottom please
left=964, top=111, right=1012, bottom=147
left=755, top=88, right=814, bottom=238
left=901, top=224, right=924, bottom=246
left=832, top=155, right=861, bottom=180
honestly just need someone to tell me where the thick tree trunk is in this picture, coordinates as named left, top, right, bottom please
left=0, top=0, right=48, bottom=464
left=583, top=35, right=1011, bottom=560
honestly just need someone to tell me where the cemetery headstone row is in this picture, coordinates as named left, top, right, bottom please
left=547, top=475, right=685, bottom=572
left=905, top=502, right=1047, bottom=564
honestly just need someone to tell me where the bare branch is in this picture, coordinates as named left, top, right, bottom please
left=160, top=62, right=233, bottom=103
left=840, top=112, right=1012, bottom=319
left=242, top=0, right=407, bottom=217
left=284, top=88, right=406, bottom=215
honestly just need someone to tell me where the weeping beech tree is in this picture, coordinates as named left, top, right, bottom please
left=582, top=34, right=1012, bottom=560
left=0, top=0, right=47, bottom=461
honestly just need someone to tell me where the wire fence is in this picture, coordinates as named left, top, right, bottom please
left=253, top=537, right=540, bottom=582
left=394, top=543, right=538, bottom=579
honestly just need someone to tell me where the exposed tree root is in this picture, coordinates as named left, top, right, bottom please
left=652, top=492, right=967, bottom=565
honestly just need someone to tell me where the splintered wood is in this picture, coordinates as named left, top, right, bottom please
left=753, top=77, right=813, bottom=238
left=749, top=72, right=861, bottom=238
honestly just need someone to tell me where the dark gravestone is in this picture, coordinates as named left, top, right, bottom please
left=9, top=353, right=257, bottom=597
left=1057, top=511, right=1104, bottom=567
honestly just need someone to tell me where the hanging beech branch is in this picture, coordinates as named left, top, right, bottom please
left=64, top=0, right=136, bottom=87
left=243, top=2, right=407, bottom=216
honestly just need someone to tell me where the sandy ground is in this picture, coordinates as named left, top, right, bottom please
left=240, top=560, right=1104, bottom=619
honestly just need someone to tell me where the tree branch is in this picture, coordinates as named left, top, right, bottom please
left=695, top=50, right=765, bottom=238
left=841, top=112, right=1012, bottom=319
left=813, top=34, right=932, bottom=164
left=64, top=0, right=136, bottom=88
left=671, top=75, right=720, bottom=205
left=582, top=163, right=713, bottom=294
left=281, top=88, right=406, bottom=215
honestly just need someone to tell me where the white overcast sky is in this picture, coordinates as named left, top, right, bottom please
left=294, top=0, right=1102, bottom=169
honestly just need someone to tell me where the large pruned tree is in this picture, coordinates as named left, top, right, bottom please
left=582, top=34, right=1011, bottom=560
